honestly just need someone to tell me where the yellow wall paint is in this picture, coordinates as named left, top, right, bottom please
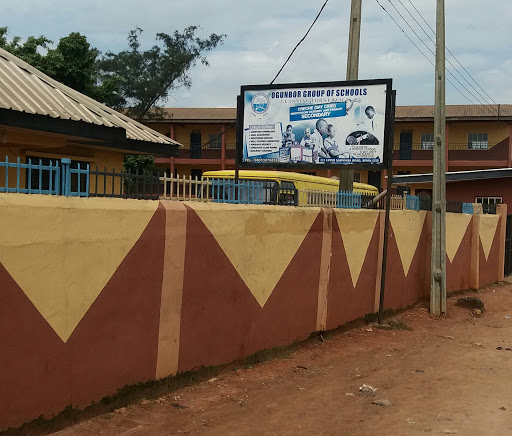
left=390, top=210, right=427, bottom=276
left=394, top=120, right=508, bottom=148
left=188, top=203, right=320, bottom=307
left=156, top=201, right=187, bottom=379
left=0, top=194, right=158, bottom=342
left=448, top=121, right=509, bottom=147
left=394, top=121, right=433, bottom=148
left=335, top=210, right=379, bottom=287
left=480, top=214, right=500, bottom=261
left=446, top=213, right=472, bottom=263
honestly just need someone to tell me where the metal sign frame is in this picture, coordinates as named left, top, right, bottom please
left=236, top=78, right=393, bottom=171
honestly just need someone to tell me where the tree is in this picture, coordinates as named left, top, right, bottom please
left=0, top=27, right=51, bottom=70
left=98, top=26, right=226, bottom=121
left=1, top=26, right=226, bottom=172
left=0, top=27, right=120, bottom=106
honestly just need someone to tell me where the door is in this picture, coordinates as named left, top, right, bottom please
left=190, top=132, right=202, bottom=159
left=399, top=131, right=413, bottom=160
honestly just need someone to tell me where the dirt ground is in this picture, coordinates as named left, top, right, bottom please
left=47, top=283, right=512, bottom=435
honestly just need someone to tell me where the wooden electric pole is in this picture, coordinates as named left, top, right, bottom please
left=339, top=0, right=362, bottom=191
left=431, top=0, right=446, bottom=315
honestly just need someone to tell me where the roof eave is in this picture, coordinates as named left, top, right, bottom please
left=145, top=119, right=236, bottom=124
left=396, top=117, right=512, bottom=122
left=0, top=109, right=179, bottom=156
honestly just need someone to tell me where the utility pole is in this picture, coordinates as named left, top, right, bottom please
left=431, top=0, right=446, bottom=316
left=339, top=0, right=362, bottom=191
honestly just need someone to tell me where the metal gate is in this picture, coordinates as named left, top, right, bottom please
left=505, top=215, right=512, bottom=276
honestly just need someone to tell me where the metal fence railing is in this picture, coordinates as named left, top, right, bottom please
left=160, top=174, right=210, bottom=201
left=210, top=178, right=269, bottom=205
left=0, top=156, right=89, bottom=197
left=404, top=195, right=483, bottom=215
left=88, top=167, right=161, bottom=200
left=1, top=156, right=489, bottom=214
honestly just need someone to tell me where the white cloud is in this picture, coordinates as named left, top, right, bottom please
left=1, top=0, right=511, bottom=107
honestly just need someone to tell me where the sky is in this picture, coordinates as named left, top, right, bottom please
left=1, top=0, right=511, bottom=108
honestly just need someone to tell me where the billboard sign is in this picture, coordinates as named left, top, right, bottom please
left=237, top=79, right=393, bottom=169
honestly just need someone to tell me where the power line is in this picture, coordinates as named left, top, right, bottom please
left=195, top=0, right=331, bottom=149
left=270, top=0, right=330, bottom=85
left=407, top=0, right=501, bottom=111
left=385, top=0, right=496, bottom=116
left=374, top=0, right=474, bottom=105
left=398, top=0, right=499, bottom=116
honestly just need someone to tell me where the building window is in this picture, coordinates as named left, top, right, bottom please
left=209, top=134, right=222, bottom=149
left=26, top=156, right=88, bottom=192
left=468, top=133, right=488, bottom=150
left=476, top=197, right=502, bottom=205
left=353, top=172, right=361, bottom=183
left=421, top=132, right=434, bottom=150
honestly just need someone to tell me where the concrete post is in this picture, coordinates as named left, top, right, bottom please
left=431, top=0, right=447, bottom=315
left=339, top=0, right=362, bottom=192
left=317, top=209, right=333, bottom=331
left=470, top=212, right=480, bottom=290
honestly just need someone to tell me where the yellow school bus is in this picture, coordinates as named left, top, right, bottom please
left=202, top=170, right=378, bottom=206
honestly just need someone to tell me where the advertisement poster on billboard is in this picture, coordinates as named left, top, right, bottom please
left=237, top=79, right=393, bottom=169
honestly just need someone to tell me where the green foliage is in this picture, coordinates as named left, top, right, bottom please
left=0, top=27, right=119, bottom=105
left=98, top=26, right=225, bottom=120
left=1, top=26, right=226, bottom=121
left=123, top=154, right=158, bottom=174
left=0, top=26, right=51, bottom=70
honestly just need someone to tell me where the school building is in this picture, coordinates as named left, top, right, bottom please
left=147, top=105, right=512, bottom=193
left=0, top=47, right=179, bottom=196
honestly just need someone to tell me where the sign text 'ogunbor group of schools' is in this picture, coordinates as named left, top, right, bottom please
left=238, top=79, right=392, bottom=169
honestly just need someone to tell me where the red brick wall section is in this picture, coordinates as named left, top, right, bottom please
left=447, top=178, right=512, bottom=210
left=177, top=206, right=323, bottom=372
left=479, top=229, right=500, bottom=288
left=68, top=204, right=166, bottom=408
left=0, top=205, right=165, bottom=430
left=383, top=218, right=429, bottom=310
left=446, top=218, right=473, bottom=292
left=326, top=215, right=380, bottom=330
left=0, top=263, right=71, bottom=430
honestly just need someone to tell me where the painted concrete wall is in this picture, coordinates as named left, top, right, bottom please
left=0, top=196, right=506, bottom=430
left=394, top=120, right=509, bottom=148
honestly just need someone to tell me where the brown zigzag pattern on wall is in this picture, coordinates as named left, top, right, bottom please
left=384, top=217, right=429, bottom=310
left=178, top=206, right=323, bottom=373
left=0, top=262, right=70, bottom=430
left=446, top=217, right=473, bottom=292
left=67, top=203, right=165, bottom=408
left=0, top=204, right=165, bottom=429
left=479, top=228, right=500, bottom=288
left=326, top=214, right=380, bottom=330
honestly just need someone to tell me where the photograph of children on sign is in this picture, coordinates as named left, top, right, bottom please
left=240, top=80, right=391, bottom=166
